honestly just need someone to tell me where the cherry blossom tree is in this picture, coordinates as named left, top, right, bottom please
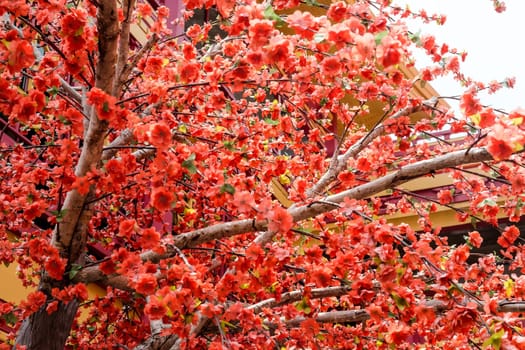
left=0, top=0, right=524, bottom=349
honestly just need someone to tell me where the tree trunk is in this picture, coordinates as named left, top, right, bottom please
left=15, top=299, right=80, bottom=350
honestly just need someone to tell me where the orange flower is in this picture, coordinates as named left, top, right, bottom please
left=72, top=176, right=90, bottom=195
left=179, top=61, right=200, bottom=83
left=437, top=189, right=453, bottom=205
left=118, top=219, right=136, bottom=239
left=248, top=20, right=274, bottom=48
left=267, top=38, right=291, bottom=63
left=498, top=225, right=520, bottom=248
left=151, top=187, right=174, bottom=212
left=487, top=136, right=514, bottom=161
left=460, top=92, right=482, bottom=117
left=6, top=39, right=34, bottom=74
left=140, top=227, right=160, bottom=249
left=45, top=255, right=66, bottom=280
left=148, top=122, right=172, bottom=150
left=327, top=1, right=348, bottom=22
left=267, top=206, right=293, bottom=233
left=144, top=297, right=166, bottom=320
left=233, top=191, right=254, bottom=213
left=321, top=56, right=342, bottom=77
left=135, top=274, right=157, bottom=295
left=468, top=231, right=483, bottom=248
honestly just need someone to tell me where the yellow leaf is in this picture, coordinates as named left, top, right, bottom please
left=504, top=278, right=514, bottom=298
left=470, top=113, right=481, bottom=125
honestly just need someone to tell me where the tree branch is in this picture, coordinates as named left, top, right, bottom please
left=113, top=0, right=136, bottom=96
left=247, top=286, right=351, bottom=314
left=51, top=0, right=119, bottom=264
left=117, top=33, right=158, bottom=94
left=305, top=98, right=437, bottom=198
left=78, top=146, right=498, bottom=287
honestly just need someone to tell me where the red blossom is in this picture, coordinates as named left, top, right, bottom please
left=487, top=136, right=514, bottom=161
left=72, top=175, right=90, bottom=195
left=216, top=0, right=235, bottom=18
left=266, top=38, right=291, bottom=63
left=478, top=108, right=496, bottom=128
left=310, top=266, right=333, bottom=286
left=105, top=158, right=127, bottom=183
left=460, top=92, right=482, bottom=116
left=45, top=255, right=66, bottom=280
left=7, top=40, right=35, bottom=73
left=267, top=206, right=293, bottom=233
left=328, top=23, right=353, bottom=47
left=99, top=260, right=116, bottom=275
left=437, top=189, right=453, bottom=205
left=151, top=187, right=175, bottom=212
left=385, top=322, right=410, bottom=345
left=140, top=227, right=160, bottom=249
left=327, top=1, right=348, bottom=22
left=468, top=231, right=483, bottom=248
left=286, top=11, right=317, bottom=40
left=321, top=56, right=342, bottom=77
left=118, top=219, right=136, bottom=239
left=381, top=45, right=402, bottom=68
left=179, top=61, right=201, bottom=82
left=498, top=225, right=520, bottom=248
left=148, top=122, right=172, bottom=150
left=248, top=19, right=274, bottom=48
left=87, top=87, right=117, bottom=122
left=144, top=298, right=166, bottom=320
left=135, top=274, right=158, bottom=295
left=233, top=190, right=255, bottom=213
left=60, top=9, right=87, bottom=37
left=447, top=303, right=478, bottom=334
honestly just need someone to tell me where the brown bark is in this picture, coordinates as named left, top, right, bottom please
left=15, top=300, right=80, bottom=350
left=15, top=1, right=119, bottom=348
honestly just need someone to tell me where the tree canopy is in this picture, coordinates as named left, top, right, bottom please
left=0, top=0, right=524, bottom=349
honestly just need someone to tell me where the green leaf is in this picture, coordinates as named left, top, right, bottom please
left=375, top=30, right=389, bottom=45
left=182, top=153, right=197, bottom=174
left=223, top=140, right=236, bottom=151
left=263, top=118, right=279, bottom=125
left=220, top=183, right=235, bottom=195
left=391, top=292, right=409, bottom=311
left=3, top=311, right=18, bottom=326
left=264, top=5, right=284, bottom=24
left=408, top=30, right=422, bottom=45
left=69, top=264, right=82, bottom=280
left=50, top=209, right=67, bottom=223
left=47, top=86, right=60, bottom=96
left=295, top=298, right=312, bottom=314
left=482, top=329, right=504, bottom=350
left=102, top=101, right=110, bottom=113
left=477, top=198, right=498, bottom=208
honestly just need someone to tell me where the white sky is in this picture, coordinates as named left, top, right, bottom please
left=393, top=0, right=525, bottom=113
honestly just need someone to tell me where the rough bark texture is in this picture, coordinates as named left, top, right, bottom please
left=77, top=146, right=496, bottom=288
left=15, top=1, right=119, bottom=348
left=15, top=300, right=80, bottom=350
